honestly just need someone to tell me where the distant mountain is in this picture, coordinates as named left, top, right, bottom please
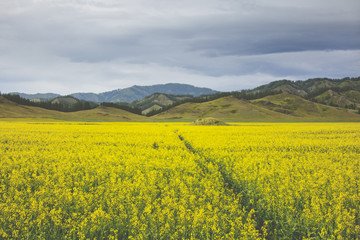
left=3, top=92, right=359, bottom=121
left=71, top=83, right=217, bottom=103
left=10, top=92, right=60, bottom=101
left=12, top=83, right=217, bottom=103
left=2, top=77, right=360, bottom=121
left=69, top=93, right=101, bottom=103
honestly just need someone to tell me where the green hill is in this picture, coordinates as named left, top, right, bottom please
left=252, top=93, right=360, bottom=121
left=314, top=90, right=360, bottom=109
left=0, top=96, right=64, bottom=118
left=151, top=96, right=291, bottom=121
left=0, top=96, right=146, bottom=121
left=51, top=96, right=80, bottom=105
left=151, top=93, right=360, bottom=121
left=251, top=77, right=360, bottom=109
left=130, top=93, right=192, bottom=115
left=253, top=77, right=360, bottom=94
left=65, top=106, right=147, bottom=122
left=2, top=77, right=360, bottom=122
left=70, top=83, right=216, bottom=102
left=2, top=93, right=360, bottom=122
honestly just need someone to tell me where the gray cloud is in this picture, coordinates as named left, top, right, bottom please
left=0, top=0, right=359, bottom=94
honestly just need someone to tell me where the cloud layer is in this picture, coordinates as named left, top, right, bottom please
left=1, top=0, right=359, bottom=94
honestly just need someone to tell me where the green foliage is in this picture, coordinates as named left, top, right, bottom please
left=253, top=79, right=294, bottom=92
left=131, top=93, right=192, bottom=110
left=192, top=118, right=228, bottom=126
left=100, top=102, right=142, bottom=115
left=251, top=77, right=360, bottom=110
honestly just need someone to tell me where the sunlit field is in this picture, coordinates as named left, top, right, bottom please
left=0, top=121, right=359, bottom=239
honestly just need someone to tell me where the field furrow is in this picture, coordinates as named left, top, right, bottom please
left=0, top=121, right=359, bottom=239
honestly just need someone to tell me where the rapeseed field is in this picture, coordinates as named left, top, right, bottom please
left=0, top=121, right=359, bottom=239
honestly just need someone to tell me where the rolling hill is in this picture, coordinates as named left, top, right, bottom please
left=51, top=96, right=80, bottom=105
left=130, top=93, right=192, bottom=115
left=2, top=77, right=360, bottom=122
left=314, top=90, right=360, bottom=108
left=71, top=83, right=216, bottom=103
left=0, top=96, right=146, bottom=121
left=11, top=92, right=60, bottom=101
left=0, top=96, right=61, bottom=118
left=13, top=83, right=217, bottom=103
left=252, top=77, right=360, bottom=109
left=102, top=83, right=215, bottom=103
left=151, top=93, right=360, bottom=121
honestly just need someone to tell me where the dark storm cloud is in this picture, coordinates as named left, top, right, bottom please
left=0, top=0, right=359, bottom=94
left=188, top=21, right=360, bottom=56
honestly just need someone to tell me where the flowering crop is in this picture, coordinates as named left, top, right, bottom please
left=0, top=121, right=359, bottom=239
left=177, top=123, right=360, bottom=239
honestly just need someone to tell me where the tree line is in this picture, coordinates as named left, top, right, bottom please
left=100, top=102, right=142, bottom=115
left=2, top=94, right=97, bottom=112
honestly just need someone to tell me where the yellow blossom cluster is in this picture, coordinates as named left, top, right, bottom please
left=177, top=123, right=360, bottom=239
left=0, top=122, right=260, bottom=239
left=0, top=121, right=359, bottom=239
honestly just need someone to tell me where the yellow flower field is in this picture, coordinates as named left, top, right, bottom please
left=0, top=121, right=359, bottom=239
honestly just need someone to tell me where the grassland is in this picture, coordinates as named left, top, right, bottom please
left=0, top=96, right=147, bottom=122
left=2, top=93, right=360, bottom=122
left=0, top=120, right=359, bottom=239
left=151, top=93, right=360, bottom=122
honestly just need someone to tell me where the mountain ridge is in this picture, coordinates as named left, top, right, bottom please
left=2, top=77, right=360, bottom=121
left=151, top=93, right=360, bottom=121
left=11, top=83, right=217, bottom=103
left=251, top=77, right=360, bottom=109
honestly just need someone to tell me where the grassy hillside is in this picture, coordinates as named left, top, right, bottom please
left=51, top=96, right=80, bottom=105
left=150, top=96, right=290, bottom=121
left=252, top=77, right=360, bottom=109
left=2, top=94, right=360, bottom=122
left=253, top=77, right=360, bottom=95
left=342, top=90, right=360, bottom=104
left=65, top=106, right=147, bottom=121
left=253, top=93, right=360, bottom=121
left=142, top=104, right=162, bottom=115
left=0, top=96, right=146, bottom=121
left=131, top=93, right=192, bottom=114
left=0, top=96, right=64, bottom=118
left=151, top=93, right=360, bottom=121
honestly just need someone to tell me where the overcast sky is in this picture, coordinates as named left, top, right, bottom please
left=1, top=0, right=359, bottom=94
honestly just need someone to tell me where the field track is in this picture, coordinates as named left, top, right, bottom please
left=0, top=121, right=359, bottom=239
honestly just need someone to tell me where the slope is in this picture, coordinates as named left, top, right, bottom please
left=252, top=93, right=360, bottom=121
left=65, top=106, right=147, bottom=121
left=151, top=93, right=360, bottom=121
left=0, top=96, right=147, bottom=121
left=314, top=90, right=360, bottom=108
left=51, top=96, right=80, bottom=105
left=253, top=77, right=360, bottom=95
left=150, top=96, right=295, bottom=121
left=130, top=93, right=192, bottom=115
left=0, top=96, right=66, bottom=119
left=10, top=92, right=60, bottom=100
left=71, top=83, right=216, bottom=102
